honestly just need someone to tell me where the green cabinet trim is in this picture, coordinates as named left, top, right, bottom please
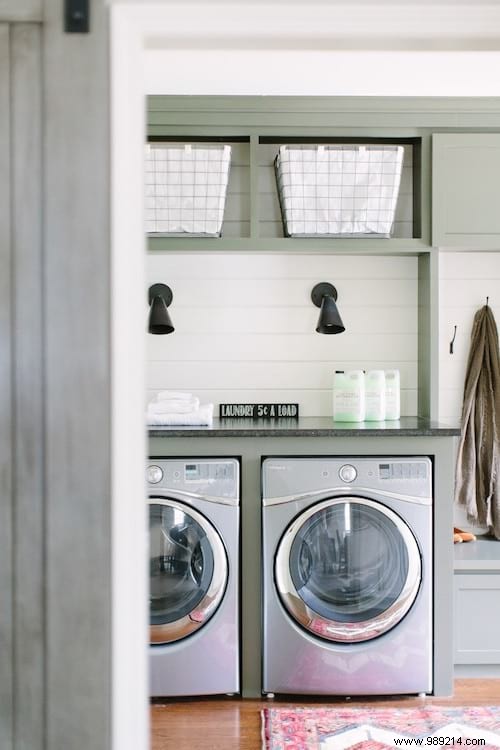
left=148, top=95, right=500, bottom=122
left=148, top=97, right=500, bottom=255
left=147, top=135, right=424, bottom=253
left=148, top=236, right=431, bottom=255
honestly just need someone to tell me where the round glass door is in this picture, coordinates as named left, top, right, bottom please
left=275, top=497, right=421, bottom=643
left=149, top=498, right=228, bottom=644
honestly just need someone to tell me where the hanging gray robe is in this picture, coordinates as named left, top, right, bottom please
left=455, top=305, right=500, bottom=539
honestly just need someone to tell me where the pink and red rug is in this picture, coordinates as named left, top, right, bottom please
left=262, top=705, right=500, bottom=750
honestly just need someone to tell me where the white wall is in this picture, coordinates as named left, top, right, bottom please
left=147, top=247, right=500, bottom=422
left=147, top=253, right=418, bottom=416
left=439, top=252, right=500, bottom=425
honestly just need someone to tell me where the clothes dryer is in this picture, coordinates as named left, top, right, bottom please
left=262, top=457, right=432, bottom=696
left=148, top=458, right=239, bottom=696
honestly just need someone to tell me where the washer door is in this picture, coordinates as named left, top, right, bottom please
left=149, top=498, right=228, bottom=644
left=275, top=497, right=421, bottom=643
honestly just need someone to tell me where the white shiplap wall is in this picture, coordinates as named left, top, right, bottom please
left=439, top=250, right=500, bottom=531
left=439, top=251, right=500, bottom=424
left=146, top=253, right=418, bottom=416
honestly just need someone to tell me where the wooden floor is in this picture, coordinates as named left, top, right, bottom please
left=151, top=680, right=500, bottom=750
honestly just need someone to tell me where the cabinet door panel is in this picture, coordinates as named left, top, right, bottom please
left=454, top=574, right=500, bottom=664
left=433, top=133, right=500, bottom=248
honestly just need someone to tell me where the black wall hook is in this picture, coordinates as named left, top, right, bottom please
left=449, top=325, right=457, bottom=354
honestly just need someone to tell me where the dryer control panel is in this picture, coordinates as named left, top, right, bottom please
left=147, top=458, right=240, bottom=503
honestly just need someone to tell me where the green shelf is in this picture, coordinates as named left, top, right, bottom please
left=147, top=236, right=431, bottom=256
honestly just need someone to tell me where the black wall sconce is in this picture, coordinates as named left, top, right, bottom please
left=148, top=284, right=174, bottom=335
left=311, top=282, right=345, bottom=334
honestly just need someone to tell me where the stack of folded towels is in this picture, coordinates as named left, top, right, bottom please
left=147, top=391, right=214, bottom=426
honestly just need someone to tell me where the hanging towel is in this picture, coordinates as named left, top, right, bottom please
left=455, top=305, right=500, bottom=539
left=147, top=403, right=214, bottom=427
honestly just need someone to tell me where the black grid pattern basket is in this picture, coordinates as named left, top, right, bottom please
left=145, top=144, right=231, bottom=236
left=275, top=144, right=404, bottom=238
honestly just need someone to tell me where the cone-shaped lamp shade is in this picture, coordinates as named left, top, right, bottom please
left=148, top=284, right=175, bottom=335
left=311, top=282, right=345, bottom=335
left=316, top=295, right=345, bottom=334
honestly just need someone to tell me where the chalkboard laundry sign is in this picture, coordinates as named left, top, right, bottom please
left=219, top=403, right=299, bottom=419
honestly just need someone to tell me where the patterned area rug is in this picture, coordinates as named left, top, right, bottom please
left=262, top=706, right=500, bottom=750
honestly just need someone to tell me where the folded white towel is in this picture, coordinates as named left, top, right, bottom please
left=155, top=390, right=193, bottom=402
left=147, top=403, right=214, bottom=427
left=148, top=398, right=200, bottom=415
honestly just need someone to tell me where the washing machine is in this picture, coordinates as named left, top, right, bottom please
left=262, top=456, right=432, bottom=696
left=147, top=457, right=240, bottom=696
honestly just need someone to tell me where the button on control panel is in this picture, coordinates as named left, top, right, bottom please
left=379, top=461, right=428, bottom=480
left=146, top=465, right=163, bottom=484
left=339, top=464, right=357, bottom=483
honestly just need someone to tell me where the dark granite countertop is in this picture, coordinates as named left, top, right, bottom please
left=148, top=416, right=461, bottom=438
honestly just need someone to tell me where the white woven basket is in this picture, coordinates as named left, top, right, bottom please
left=275, top=144, right=404, bottom=237
left=145, top=144, right=231, bottom=236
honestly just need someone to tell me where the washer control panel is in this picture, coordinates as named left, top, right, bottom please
left=147, top=458, right=240, bottom=502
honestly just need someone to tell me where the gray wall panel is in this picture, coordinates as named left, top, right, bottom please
left=43, top=0, right=111, bottom=747
left=0, top=0, right=42, bottom=22
left=11, top=22, right=44, bottom=750
left=0, top=22, right=13, bottom=750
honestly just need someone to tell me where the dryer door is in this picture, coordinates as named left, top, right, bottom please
left=149, top=498, right=228, bottom=644
left=275, top=497, right=421, bottom=643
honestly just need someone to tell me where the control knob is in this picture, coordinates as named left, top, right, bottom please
left=339, top=464, right=357, bottom=483
left=147, top=465, right=163, bottom=484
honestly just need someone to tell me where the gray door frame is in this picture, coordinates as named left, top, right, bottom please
left=0, top=3, right=140, bottom=749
